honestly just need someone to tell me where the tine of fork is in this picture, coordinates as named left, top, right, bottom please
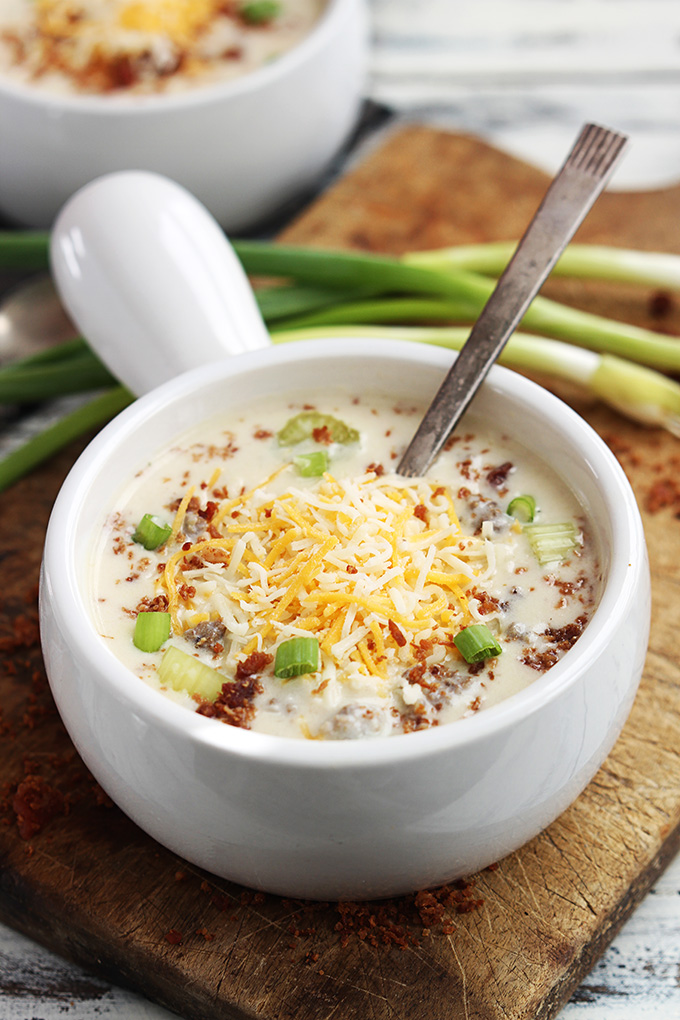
left=565, top=123, right=628, bottom=176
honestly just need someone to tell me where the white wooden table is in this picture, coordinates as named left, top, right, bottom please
left=3, top=1, right=680, bottom=1016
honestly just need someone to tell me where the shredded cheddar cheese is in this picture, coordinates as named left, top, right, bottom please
left=157, top=470, right=488, bottom=687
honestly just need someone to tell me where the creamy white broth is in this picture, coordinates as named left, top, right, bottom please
left=0, top=1, right=324, bottom=96
left=90, top=391, right=602, bottom=739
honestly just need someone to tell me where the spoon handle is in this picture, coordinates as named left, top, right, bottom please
left=397, top=122, right=628, bottom=477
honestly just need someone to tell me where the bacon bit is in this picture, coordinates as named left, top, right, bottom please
left=235, top=651, right=273, bottom=679
left=253, top=429, right=273, bottom=440
left=346, top=564, right=358, bottom=574
left=164, top=929, right=183, bottom=945
left=182, top=555, right=204, bottom=571
left=199, top=501, right=219, bottom=522
left=388, top=620, right=407, bottom=647
left=486, top=461, right=514, bottom=487
left=414, top=638, right=434, bottom=662
left=473, top=590, right=500, bottom=615
left=178, top=584, right=196, bottom=602
left=312, top=425, right=333, bottom=445
left=468, top=696, right=482, bottom=712
left=401, top=704, right=435, bottom=733
left=366, top=462, right=385, bottom=476
left=135, top=594, right=169, bottom=615
left=414, top=890, right=447, bottom=927
left=648, top=290, right=673, bottom=318
left=645, top=478, right=680, bottom=514
left=198, top=676, right=263, bottom=728
left=521, top=648, right=559, bottom=671
left=546, top=575, right=587, bottom=597
left=0, top=614, right=39, bottom=651
left=196, top=927, right=215, bottom=941
left=544, top=616, right=587, bottom=650
left=413, top=503, right=428, bottom=524
left=12, top=775, right=65, bottom=840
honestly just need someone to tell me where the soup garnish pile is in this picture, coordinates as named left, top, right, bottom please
left=91, top=392, right=602, bottom=739
left=0, top=0, right=323, bottom=95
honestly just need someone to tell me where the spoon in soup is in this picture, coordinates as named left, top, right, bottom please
left=397, top=122, right=628, bottom=477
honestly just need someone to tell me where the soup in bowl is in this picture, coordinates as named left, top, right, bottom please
left=39, top=338, right=650, bottom=899
left=0, top=0, right=368, bottom=229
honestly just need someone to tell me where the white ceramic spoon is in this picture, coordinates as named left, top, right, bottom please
left=50, top=171, right=271, bottom=397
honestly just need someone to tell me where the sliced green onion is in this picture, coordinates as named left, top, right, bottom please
left=133, top=612, right=171, bottom=653
left=507, top=495, right=536, bottom=523
left=453, top=624, right=502, bottom=664
left=240, top=1, right=281, bottom=24
left=158, top=645, right=225, bottom=701
left=277, top=411, right=359, bottom=446
left=524, top=521, right=580, bottom=565
left=132, top=513, right=172, bottom=550
left=293, top=449, right=329, bottom=477
left=274, top=637, right=320, bottom=679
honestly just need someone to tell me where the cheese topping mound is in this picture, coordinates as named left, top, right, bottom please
left=160, top=470, right=495, bottom=689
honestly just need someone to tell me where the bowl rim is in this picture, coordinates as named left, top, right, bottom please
left=0, top=0, right=357, bottom=113
left=42, top=337, right=647, bottom=770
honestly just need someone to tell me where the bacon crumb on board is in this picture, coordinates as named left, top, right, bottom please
left=603, top=431, right=680, bottom=517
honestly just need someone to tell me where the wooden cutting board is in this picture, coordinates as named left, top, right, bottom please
left=2, top=125, right=680, bottom=1020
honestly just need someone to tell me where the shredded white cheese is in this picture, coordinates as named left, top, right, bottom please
left=160, top=471, right=498, bottom=687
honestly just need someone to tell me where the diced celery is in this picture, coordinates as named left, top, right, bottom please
left=524, top=521, right=579, bottom=565
left=133, top=612, right=171, bottom=652
left=158, top=645, right=224, bottom=701
left=277, top=412, right=359, bottom=446
left=294, top=449, right=329, bottom=477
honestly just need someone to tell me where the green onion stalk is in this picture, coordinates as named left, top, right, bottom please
left=273, top=325, right=680, bottom=437
left=1, top=230, right=680, bottom=493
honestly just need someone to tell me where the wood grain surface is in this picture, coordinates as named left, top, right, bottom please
left=1, top=126, right=680, bottom=1020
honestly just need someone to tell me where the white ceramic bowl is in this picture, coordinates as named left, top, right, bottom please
left=39, top=339, right=650, bottom=900
left=0, top=0, right=368, bottom=230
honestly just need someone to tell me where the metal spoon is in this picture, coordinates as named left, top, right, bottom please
left=0, top=275, right=75, bottom=366
left=397, top=122, right=629, bottom=477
